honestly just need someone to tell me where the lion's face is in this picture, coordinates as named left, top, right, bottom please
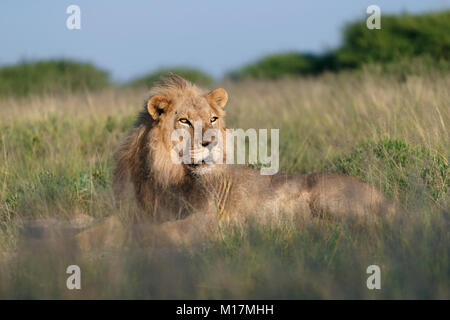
left=147, top=87, right=228, bottom=177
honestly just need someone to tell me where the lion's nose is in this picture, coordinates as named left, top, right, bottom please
left=201, top=139, right=217, bottom=148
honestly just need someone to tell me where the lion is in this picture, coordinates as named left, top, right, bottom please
left=113, top=73, right=402, bottom=229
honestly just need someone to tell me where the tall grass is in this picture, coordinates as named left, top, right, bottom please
left=0, top=69, right=448, bottom=298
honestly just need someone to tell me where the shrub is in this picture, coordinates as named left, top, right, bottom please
left=335, top=10, right=450, bottom=68
left=0, top=59, right=110, bottom=97
left=228, top=10, right=450, bottom=80
left=227, top=52, right=337, bottom=80
left=129, top=67, right=213, bottom=88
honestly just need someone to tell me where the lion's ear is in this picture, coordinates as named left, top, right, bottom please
left=206, top=88, right=228, bottom=108
left=147, top=96, right=170, bottom=120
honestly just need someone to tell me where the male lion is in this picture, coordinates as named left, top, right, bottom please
left=113, top=73, right=402, bottom=231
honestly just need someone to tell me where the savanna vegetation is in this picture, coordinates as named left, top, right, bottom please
left=0, top=64, right=448, bottom=298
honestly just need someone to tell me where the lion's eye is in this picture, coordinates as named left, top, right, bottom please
left=179, top=118, right=190, bottom=125
left=210, top=116, right=218, bottom=123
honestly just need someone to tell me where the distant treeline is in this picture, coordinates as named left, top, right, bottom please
left=228, top=10, right=450, bottom=79
left=0, top=10, right=449, bottom=96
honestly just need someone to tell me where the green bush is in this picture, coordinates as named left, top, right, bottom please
left=329, top=138, right=449, bottom=204
left=227, top=52, right=337, bottom=80
left=0, top=59, right=110, bottom=97
left=229, top=10, right=450, bottom=80
left=335, top=10, right=450, bottom=68
left=130, top=67, right=213, bottom=88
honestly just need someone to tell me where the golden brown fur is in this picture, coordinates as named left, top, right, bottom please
left=113, top=73, right=402, bottom=225
left=113, top=73, right=228, bottom=221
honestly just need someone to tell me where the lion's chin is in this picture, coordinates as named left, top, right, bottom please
left=185, top=162, right=216, bottom=176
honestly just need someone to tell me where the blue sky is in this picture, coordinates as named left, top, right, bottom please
left=1, top=0, right=449, bottom=81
